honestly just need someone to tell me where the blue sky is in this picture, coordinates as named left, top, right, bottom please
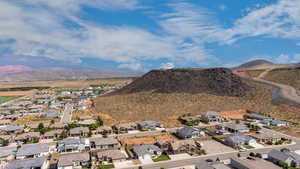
left=0, top=0, right=300, bottom=72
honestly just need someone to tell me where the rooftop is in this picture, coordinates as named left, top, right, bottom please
left=231, top=157, right=281, bottom=169
left=58, top=152, right=90, bottom=167
left=97, top=149, right=127, bottom=160
left=7, top=157, right=46, bottom=169
left=17, top=143, right=49, bottom=157
left=89, top=137, right=119, bottom=146
left=132, top=144, right=161, bottom=157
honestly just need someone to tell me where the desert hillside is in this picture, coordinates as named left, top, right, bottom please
left=263, top=68, right=300, bottom=90
left=114, top=68, right=251, bottom=96
left=232, top=59, right=274, bottom=71
left=91, top=68, right=300, bottom=128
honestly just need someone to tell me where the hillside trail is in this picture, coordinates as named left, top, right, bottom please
left=249, top=69, right=300, bottom=107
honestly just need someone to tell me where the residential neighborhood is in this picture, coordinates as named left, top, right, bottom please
left=0, top=95, right=299, bottom=169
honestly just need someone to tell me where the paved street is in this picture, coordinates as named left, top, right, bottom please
left=60, top=103, right=73, bottom=123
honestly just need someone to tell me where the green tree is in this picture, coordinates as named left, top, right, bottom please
left=96, top=116, right=104, bottom=126
left=279, top=161, right=289, bottom=169
left=255, top=153, right=262, bottom=158
left=38, top=123, right=44, bottom=130
left=281, top=148, right=290, bottom=152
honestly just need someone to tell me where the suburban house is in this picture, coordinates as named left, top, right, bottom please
left=251, top=132, right=283, bottom=144
left=0, top=119, right=12, bottom=126
left=57, top=138, right=90, bottom=153
left=201, top=111, right=224, bottom=123
left=96, top=149, right=127, bottom=163
left=155, top=140, right=171, bottom=150
left=0, top=125, right=23, bottom=134
left=0, top=146, right=17, bottom=162
left=78, top=119, right=97, bottom=126
left=51, top=122, right=67, bottom=129
left=169, top=139, right=199, bottom=155
left=137, top=120, right=162, bottom=130
left=7, top=157, right=49, bottom=169
left=92, top=126, right=113, bottom=135
left=57, top=152, right=91, bottom=169
left=263, top=119, right=290, bottom=127
left=224, top=134, right=257, bottom=147
left=217, top=123, right=250, bottom=134
left=43, top=129, right=64, bottom=139
left=14, top=132, right=40, bottom=143
left=41, top=112, right=60, bottom=119
left=113, top=122, right=137, bottom=133
left=16, top=143, right=50, bottom=159
left=89, top=137, right=120, bottom=150
left=179, top=115, right=201, bottom=124
left=69, top=127, right=90, bottom=137
left=132, top=144, right=162, bottom=160
left=176, top=126, right=205, bottom=139
left=230, top=157, right=281, bottom=169
left=27, top=123, right=50, bottom=130
left=268, top=149, right=300, bottom=168
left=245, top=113, right=271, bottom=121
left=0, top=135, right=12, bottom=143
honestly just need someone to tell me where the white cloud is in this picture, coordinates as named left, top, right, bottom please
left=118, top=63, right=141, bottom=70
left=23, top=0, right=140, bottom=11
left=160, top=62, right=175, bottom=69
left=227, top=0, right=300, bottom=43
left=159, top=2, right=225, bottom=43
left=297, top=42, right=300, bottom=46
left=160, top=0, right=300, bottom=45
left=219, top=4, right=227, bottom=11
left=0, top=1, right=215, bottom=70
left=2, top=0, right=300, bottom=70
left=292, top=53, right=300, bottom=62
left=274, top=54, right=290, bottom=64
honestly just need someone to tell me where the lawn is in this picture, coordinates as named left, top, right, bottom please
left=244, top=145, right=255, bottom=149
left=153, top=155, right=171, bottom=162
left=0, top=95, right=22, bottom=103
left=98, top=164, right=115, bottom=169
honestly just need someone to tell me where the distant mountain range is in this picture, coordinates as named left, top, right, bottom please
left=0, top=65, right=139, bottom=82
left=0, top=65, right=33, bottom=76
left=232, top=59, right=299, bottom=71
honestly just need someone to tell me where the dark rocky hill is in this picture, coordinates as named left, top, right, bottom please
left=114, top=68, right=252, bottom=96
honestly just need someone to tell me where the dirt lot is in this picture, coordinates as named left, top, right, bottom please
left=220, top=109, right=250, bottom=120
left=120, top=134, right=176, bottom=146
left=12, top=115, right=58, bottom=125
left=0, top=90, right=35, bottom=96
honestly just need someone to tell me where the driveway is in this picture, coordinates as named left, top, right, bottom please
left=169, top=154, right=191, bottom=160
left=201, top=140, right=235, bottom=155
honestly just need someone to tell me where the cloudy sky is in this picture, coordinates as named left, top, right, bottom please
left=0, top=0, right=300, bottom=71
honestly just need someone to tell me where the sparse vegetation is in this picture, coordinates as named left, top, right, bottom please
left=0, top=95, right=22, bottom=103
left=264, top=68, right=300, bottom=91
left=153, top=155, right=170, bottom=162
left=98, top=164, right=115, bottom=169
left=93, top=79, right=300, bottom=129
